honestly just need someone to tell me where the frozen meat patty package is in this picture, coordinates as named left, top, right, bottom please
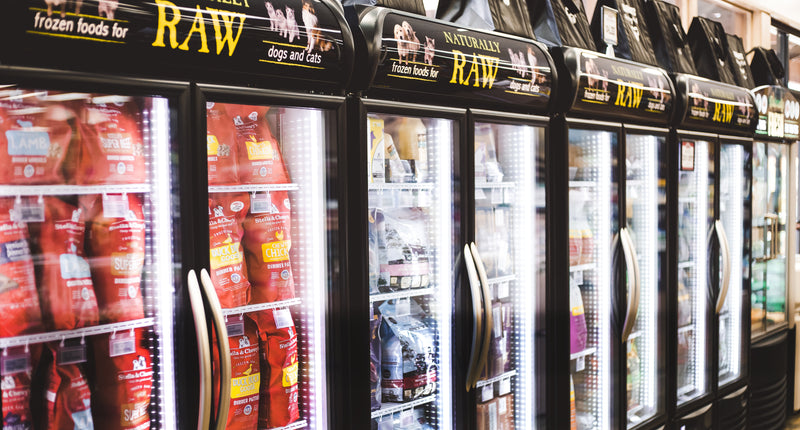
left=232, top=106, right=291, bottom=185
left=252, top=308, right=300, bottom=428
left=208, top=193, right=251, bottom=308
left=214, top=315, right=260, bottom=430
left=207, top=102, right=240, bottom=185
left=378, top=208, right=430, bottom=292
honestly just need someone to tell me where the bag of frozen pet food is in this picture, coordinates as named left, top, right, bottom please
left=385, top=117, right=428, bottom=183
left=90, top=328, right=153, bottom=430
left=231, top=105, right=290, bottom=185
left=81, top=193, right=146, bottom=323
left=0, top=198, right=43, bottom=337
left=208, top=193, right=251, bottom=308
left=42, top=343, right=94, bottom=430
left=369, top=209, right=381, bottom=295
left=213, top=315, right=260, bottom=430
left=0, top=94, right=73, bottom=185
left=33, top=197, right=100, bottom=331
left=207, top=102, right=240, bottom=185
left=379, top=299, right=437, bottom=402
left=76, top=96, right=146, bottom=185
left=370, top=313, right=382, bottom=411
left=379, top=208, right=430, bottom=291
left=2, top=344, right=41, bottom=430
left=368, top=118, right=386, bottom=184
left=251, top=308, right=299, bottom=428
left=383, top=133, right=414, bottom=184
left=569, top=276, right=587, bottom=354
left=474, top=124, right=503, bottom=183
left=437, top=0, right=534, bottom=38
left=242, top=191, right=294, bottom=303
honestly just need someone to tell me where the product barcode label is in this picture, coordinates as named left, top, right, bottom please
left=250, top=192, right=272, bottom=214
left=573, top=270, right=583, bottom=285
left=491, top=189, right=504, bottom=205
left=12, top=197, right=45, bottom=223
left=103, top=194, right=130, bottom=219
left=226, top=315, right=245, bottom=337
left=1, top=353, right=30, bottom=375
left=58, top=344, right=87, bottom=365
left=576, top=356, right=585, bottom=372
left=497, top=282, right=509, bottom=300
left=273, top=308, right=294, bottom=329
left=498, top=378, right=511, bottom=396
left=109, top=332, right=136, bottom=357
left=481, top=384, right=494, bottom=402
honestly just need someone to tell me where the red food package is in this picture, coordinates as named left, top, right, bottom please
left=232, top=105, right=290, bottom=184
left=208, top=193, right=251, bottom=308
left=76, top=97, right=146, bottom=184
left=33, top=197, right=100, bottom=331
left=0, top=95, right=73, bottom=185
left=2, top=344, right=41, bottom=429
left=213, top=315, right=260, bottom=430
left=252, top=308, right=299, bottom=428
left=242, top=191, right=294, bottom=303
left=91, top=327, right=152, bottom=430
left=81, top=194, right=146, bottom=323
left=207, top=103, right=239, bottom=185
left=0, top=198, right=43, bottom=337
left=43, top=344, right=94, bottom=430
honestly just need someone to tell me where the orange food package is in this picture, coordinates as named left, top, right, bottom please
left=0, top=94, right=73, bottom=185
left=90, top=327, right=153, bottom=430
left=231, top=105, right=290, bottom=184
left=207, top=102, right=239, bottom=185
left=81, top=193, right=146, bottom=323
left=214, top=315, right=260, bottom=430
left=208, top=193, right=251, bottom=308
left=43, top=344, right=94, bottom=430
left=0, top=198, right=43, bottom=337
left=2, top=344, right=41, bottom=430
left=252, top=309, right=299, bottom=428
left=242, top=191, right=294, bottom=303
left=33, top=197, right=100, bottom=331
left=76, top=97, right=146, bottom=184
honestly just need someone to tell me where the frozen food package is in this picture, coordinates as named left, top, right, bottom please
left=496, top=394, right=514, bottom=430
left=476, top=398, right=497, bottom=430
left=380, top=208, right=430, bottom=291
left=208, top=193, right=251, bottom=308
left=370, top=313, right=382, bottom=411
left=677, top=330, right=690, bottom=388
left=81, top=193, right=146, bottom=323
left=384, top=133, right=414, bottom=183
left=627, top=340, right=641, bottom=410
left=232, top=105, right=291, bottom=184
left=569, top=276, right=587, bottom=354
left=32, top=197, right=100, bottom=331
left=251, top=308, right=299, bottom=428
left=493, top=207, right=512, bottom=277
left=475, top=207, right=497, bottom=277
left=486, top=302, right=507, bottom=378
left=368, top=209, right=381, bottom=295
left=42, top=344, right=94, bottom=430
left=2, top=344, right=41, bottom=430
left=385, top=117, right=428, bottom=182
left=368, top=117, right=386, bottom=184
left=76, top=96, right=146, bottom=185
left=677, top=277, right=692, bottom=327
left=474, top=124, right=504, bottom=183
left=206, top=102, right=240, bottom=185
left=0, top=94, right=73, bottom=185
left=0, top=198, right=44, bottom=337
left=242, top=191, right=294, bottom=303
left=90, top=327, right=153, bottom=430
left=379, top=299, right=437, bottom=402
left=213, top=315, right=260, bottom=430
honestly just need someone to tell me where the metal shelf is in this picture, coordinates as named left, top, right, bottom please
left=0, top=318, right=155, bottom=348
left=368, top=182, right=435, bottom=191
left=475, top=181, right=516, bottom=189
left=570, top=263, right=596, bottom=272
left=487, top=274, right=516, bottom=285
left=569, top=181, right=597, bottom=188
left=209, top=183, right=300, bottom=193
left=628, top=331, right=642, bottom=341
left=475, top=369, right=517, bottom=388
left=371, top=394, right=437, bottom=419
left=678, top=324, right=695, bottom=334
left=0, top=183, right=151, bottom=196
left=222, top=298, right=302, bottom=316
left=570, top=347, right=597, bottom=361
left=370, top=288, right=435, bottom=303
left=266, top=419, right=307, bottom=430
left=678, top=261, right=695, bottom=269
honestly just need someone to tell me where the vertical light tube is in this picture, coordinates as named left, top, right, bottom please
left=597, top=131, right=612, bottom=429
left=726, top=145, right=743, bottom=381
left=695, top=141, right=708, bottom=396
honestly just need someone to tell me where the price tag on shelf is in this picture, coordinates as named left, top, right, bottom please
left=12, top=196, right=44, bottom=223
left=226, top=315, right=245, bottom=338
left=481, top=384, right=494, bottom=402
left=399, top=409, right=414, bottom=426
left=250, top=192, right=273, bottom=214
left=102, top=194, right=130, bottom=219
left=1, top=348, right=31, bottom=375
left=573, top=269, right=584, bottom=285
left=497, top=282, right=510, bottom=300
left=109, top=330, right=137, bottom=357
left=58, top=343, right=87, bottom=365
left=273, top=308, right=294, bottom=330
left=498, top=378, right=511, bottom=396
left=475, top=189, right=487, bottom=201
left=575, top=356, right=585, bottom=372
left=491, top=188, right=504, bottom=205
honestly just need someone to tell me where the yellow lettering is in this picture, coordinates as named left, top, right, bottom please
left=631, top=86, right=642, bottom=109
left=450, top=50, right=466, bottom=85
left=615, top=85, right=628, bottom=107
left=479, top=55, right=499, bottom=88
left=177, top=7, right=210, bottom=53
left=614, top=83, right=643, bottom=109
left=464, top=54, right=480, bottom=87
left=206, top=7, right=246, bottom=56
left=152, top=0, right=181, bottom=49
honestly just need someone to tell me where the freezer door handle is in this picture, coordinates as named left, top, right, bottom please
left=715, top=220, right=732, bottom=314
left=620, top=228, right=641, bottom=343
left=470, top=243, right=494, bottom=390
left=187, top=270, right=212, bottom=430
left=199, top=268, right=232, bottom=430
left=463, top=244, right=484, bottom=391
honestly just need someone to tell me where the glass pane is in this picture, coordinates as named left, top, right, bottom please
left=367, top=113, right=454, bottom=429
left=676, top=140, right=712, bottom=405
left=205, top=102, right=330, bottom=429
left=0, top=87, right=176, bottom=428
left=472, top=122, right=545, bottom=429
left=697, top=0, right=751, bottom=40
left=568, top=128, right=617, bottom=430
left=752, top=141, right=768, bottom=333
left=624, top=133, right=665, bottom=426
left=718, top=144, right=747, bottom=386
left=788, top=33, right=800, bottom=92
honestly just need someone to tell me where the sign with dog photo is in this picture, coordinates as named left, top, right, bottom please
left=0, top=0, right=353, bottom=87
left=364, top=11, right=554, bottom=110
left=673, top=74, right=757, bottom=135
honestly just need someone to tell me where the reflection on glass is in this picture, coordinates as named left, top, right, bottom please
left=624, top=134, right=664, bottom=427
left=472, top=122, right=545, bottom=430
left=676, top=140, right=712, bottom=405
left=568, top=128, right=616, bottom=430
left=367, top=113, right=454, bottom=429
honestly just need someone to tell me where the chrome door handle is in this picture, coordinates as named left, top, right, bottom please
left=187, top=270, right=212, bottom=430
left=199, top=269, right=231, bottom=430
left=463, top=244, right=484, bottom=391
left=715, top=220, right=732, bottom=314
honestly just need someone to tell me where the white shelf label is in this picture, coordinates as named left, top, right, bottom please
left=273, top=308, right=294, bottom=329
left=576, top=356, right=585, bottom=372
left=498, top=378, right=511, bottom=396
left=109, top=331, right=136, bottom=357
left=481, top=384, right=494, bottom=402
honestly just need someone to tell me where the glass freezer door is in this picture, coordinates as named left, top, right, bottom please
left=624, top=132, right=665, bottom=427
left=676, top=139, right=713, bottom=405
left=568, top=128, right=616, bottom=430
left=203, top=101, right=331, bottom=430
left=367, top=113, right=454, bottom=429
left=472, top=121, right=545, bottom=429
